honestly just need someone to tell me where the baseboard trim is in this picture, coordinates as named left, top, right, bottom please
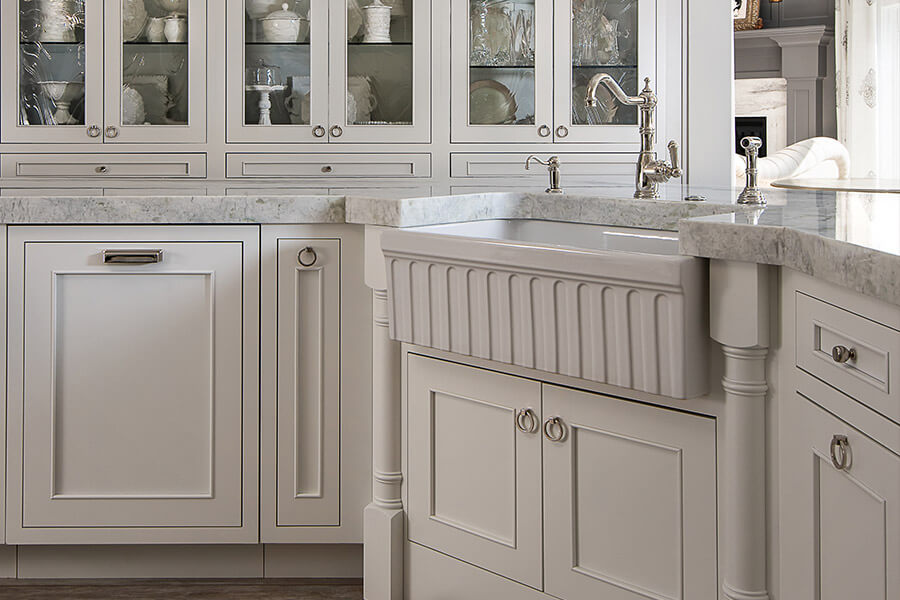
left=5, top=544, right=362, bottom=580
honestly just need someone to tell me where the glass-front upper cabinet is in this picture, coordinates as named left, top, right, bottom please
left=451, top=0, right=553, bottom=142
left=451, top=0, right=656, bottom=144
left=228, top=0, right=430, bottom=144
left=553, top=0, right=654, bottom=144
left=1, top=0, right=103, bottom=143
left=1, top=0, right=206, bottom=144
left=105, top=0, right=207, bottom=143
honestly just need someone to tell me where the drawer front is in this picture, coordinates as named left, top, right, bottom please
left=796, top=292, right=900, bottom=423
left=1, top=154, right=207, bottom=178
left=450, top=152, right=636, bottom=180
left=226, top=153, right=431, bottom=178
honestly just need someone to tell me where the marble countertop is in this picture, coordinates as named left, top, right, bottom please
left=1, top=182, right=898, bottom=304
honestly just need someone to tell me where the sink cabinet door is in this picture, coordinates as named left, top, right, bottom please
left=542, top=384, right=717, bottom=600
left=6, top=226, right=259, bottom=544
left=407, top=355, right=544, bottom=589
left=780, top=390, right=900, bottom=600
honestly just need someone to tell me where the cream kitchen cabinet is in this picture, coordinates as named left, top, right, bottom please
left=5, top=226, right=259, bottom=544
left=226, top=0, right=430, bottom=144
left=407, top=354, right=718, bottom=599
left=780, top=388, right=900, bottom=600
left=260, top=225, right=372, bottom=543
left=452, top=0, right=659, bottom=146
left=1, top=0, right=207, bottom=145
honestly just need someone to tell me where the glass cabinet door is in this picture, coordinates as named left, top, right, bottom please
left=1, top=0, right=103, bottom=143
left=554, top=0, right=655, bottom=145
left=227, top=0, right=329, bottom=143
left=330, top=0, right=430, bottom=143
left=105, top=0, right=207, bottom=143
left=451, top=0, right=553, bottom=143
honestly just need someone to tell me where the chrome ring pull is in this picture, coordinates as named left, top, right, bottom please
left=515, top=408, right=538, bottom=434
left=105, top=125, right=119, bottom=138
left=87, top=125, right=101, bottom=138
left=298, top=246, right=318, bottom=267
left=830, top=435, right=851, bottom=470
left=330, top=125, right=343, bottom=138
left=537, top=124, right=551, bottom=138
left=831, top=345, right=857, bottom=364
left=543, top=416, right=567, bottom=443
left=556, top=125, right=569, bottom=138
left=313, top=125, right=327, bottom=138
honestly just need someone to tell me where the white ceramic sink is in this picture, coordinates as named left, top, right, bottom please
left=404, top=219, right=680, bottom=255
left=381, top=219, right=708, bottom=399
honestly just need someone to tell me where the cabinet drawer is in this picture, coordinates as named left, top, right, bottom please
left=450, top=153, right=636, bottom=179
left=1, top=154, right=207, bottom=178
left=796, top=292, right=900, bottom=423
left=226, top=153, right=431, bottom=178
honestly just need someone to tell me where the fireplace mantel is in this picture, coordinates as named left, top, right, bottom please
left=735, top=25, right=836, bottom=144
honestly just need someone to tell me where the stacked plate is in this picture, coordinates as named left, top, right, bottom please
left=469, top=80, right=517, bottom=125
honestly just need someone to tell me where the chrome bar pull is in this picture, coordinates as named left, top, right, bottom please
left=102, top=249, right=164, bottom=264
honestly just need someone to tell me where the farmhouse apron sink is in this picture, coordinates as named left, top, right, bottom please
left=381, top=219, right=708, bottom=399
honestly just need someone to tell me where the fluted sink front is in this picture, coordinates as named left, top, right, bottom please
left=381, top=219, right=709, bottom=399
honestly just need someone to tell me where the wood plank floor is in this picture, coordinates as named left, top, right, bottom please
left=0, top=578, right=363, bottom=599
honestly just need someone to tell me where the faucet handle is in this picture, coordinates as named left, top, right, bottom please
left=666, top=141, right=683, bottom=179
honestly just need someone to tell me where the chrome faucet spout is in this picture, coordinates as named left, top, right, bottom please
left=584, top=75, right=681, bottom=200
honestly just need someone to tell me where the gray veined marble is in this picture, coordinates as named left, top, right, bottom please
left=1, top=183, right=900, bottom=305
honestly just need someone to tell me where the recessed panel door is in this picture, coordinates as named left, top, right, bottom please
left=542, top=384, right=718, bottom=600
left=407, top=355, right=543, bottom=589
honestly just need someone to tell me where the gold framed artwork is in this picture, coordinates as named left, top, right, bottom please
left=734, top=0, right=763, bottom=31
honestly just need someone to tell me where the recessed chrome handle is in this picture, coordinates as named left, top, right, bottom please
left=312, top=125, right=327, bottom=138
left=543, top=416, right=567, bottom=443
left=515, top=408, right=539, bottom=434
left=537, top=124, right=551, bottom=138
left=102, top=249, right=163, bottom=264
left=105, top=125, right=119, bottom=138
left=330, top=125, right=343, bottom=137
left=830, top=434, right=851, bottom=470
left=87, top=125, right=101, bottom=138
left=556, top=125, right=569, bottom=138
left=95, top=165, right=109, bottom=174
left=831, top=345, right=857, bottom=364
left=298, top=246, right=318, bottom=267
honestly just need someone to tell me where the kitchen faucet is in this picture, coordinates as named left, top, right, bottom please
left=585, top=74, right=681, bottom=199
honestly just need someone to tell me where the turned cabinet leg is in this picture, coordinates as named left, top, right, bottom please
left=364, top=289, right=404, bottom=600
left=721, top=345, right=771, bottom=600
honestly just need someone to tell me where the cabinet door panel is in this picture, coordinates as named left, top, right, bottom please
left=275, top=238, right=341, bottom=526
left=407, top=356, right=543, bottom=589
left=1, top=0, right=104, bottom=143
left=543, top=384, right=717, bottom=600
left=105, top=0, right=207, bottom=143
left=329, top=0, right=431, bottom=143
left=451, top=0, right=553, bottom=142
left=6, top=226, right=259, bottom=544
left=226, top=0, right=329, bottom=143
left=781, top=390, right=900, bottom=600
left=553, top=0, right=656, bottom=146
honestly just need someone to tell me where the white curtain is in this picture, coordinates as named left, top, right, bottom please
left=836, top=0, right=900, bottom=178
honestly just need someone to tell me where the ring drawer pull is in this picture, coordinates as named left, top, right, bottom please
left=537, top=124, right=551, bottom=138
left=556, top=125, right=569, bottom=138
left=298, top=246, right=318, bottom=267
left=830, top=434, right=852, bottom=471
left=515, top=408, right=539, bottom=434
left=87, top=125, right=101, bottom=138
left=102, top=249, right=163, bottom=264
left=105, top=125, right=119, bottom=138
left=543, top=416, right=567, bottom=443
left=831, top=345, right=857, bottom=364
left=330, top=125, right=343, bottom=137
left=313, top=125, right=327, bottom=138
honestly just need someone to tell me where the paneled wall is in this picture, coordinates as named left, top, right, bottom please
left=760, top=0, right=835, bottom=28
